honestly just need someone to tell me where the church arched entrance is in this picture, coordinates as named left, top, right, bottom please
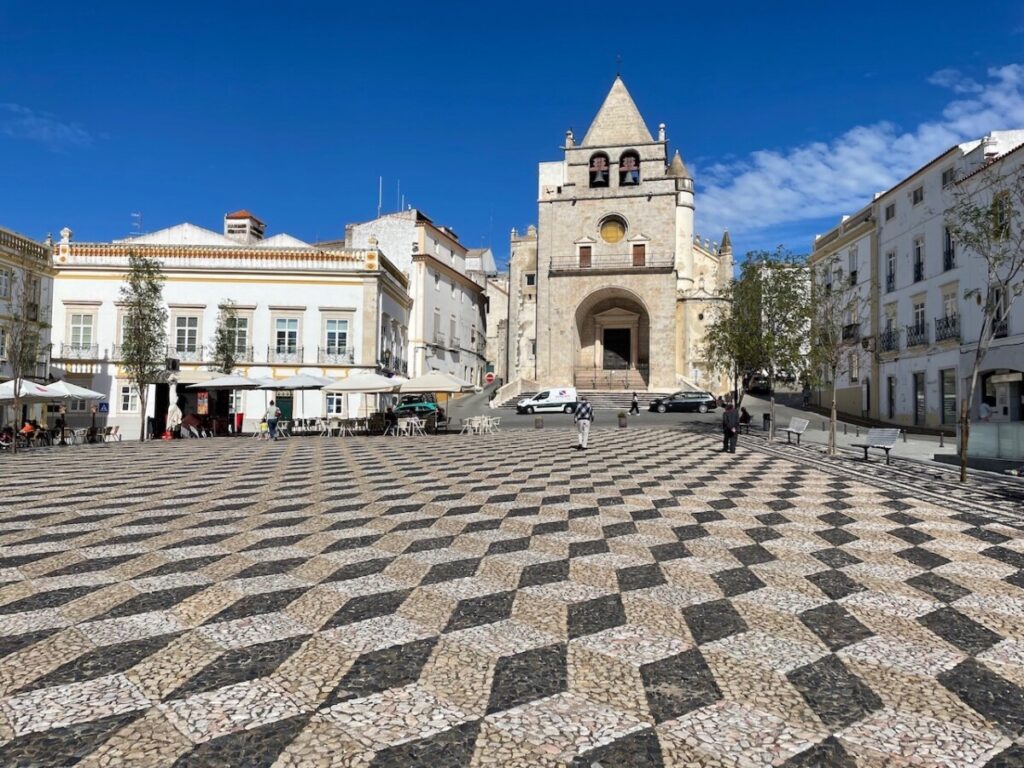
left=573, top=288, right=650, bottom=389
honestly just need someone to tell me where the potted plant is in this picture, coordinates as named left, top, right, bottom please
left=534, top=414, right=544, bottom=429
left=618, top=411, right=628, bottom=428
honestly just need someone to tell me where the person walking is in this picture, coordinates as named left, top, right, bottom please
left=629, top=392, right=640, bottom=415
left=722, top=402, right=739, bottom=453
left=265, top=400, right=281, bottom=441
left=575, top=395, right=594, bottom=451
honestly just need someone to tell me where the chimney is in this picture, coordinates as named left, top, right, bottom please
left=982, top=134, right=999, bottom=161
left=344, top=223, right=355, bottom=247
left=223, top=210, right=265, bottom=244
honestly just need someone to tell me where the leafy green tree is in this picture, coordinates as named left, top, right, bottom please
left=119, top=251, right=167, bottom=441
left=209, top=300, right=239, bottom=375
left=946, top=165, right=1024, bottom=482
left=702, top=279, right=760, bottom=407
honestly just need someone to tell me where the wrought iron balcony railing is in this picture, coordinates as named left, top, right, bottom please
left=993, top=318, right=1009, bottom=339
left=906, top=324, right=929, bottom=347
left=879, top=329, right=899, bottom=352
left=913, top=262, right=924, bottom=282
left=318, top=346, right=354, bottom=364
left=934, top=315, right=960, bottom=342
left=551, top=252, right=675, bottom=272
left=168, top=343, right=203, bottom=362
left=268, top=346, right=303, bottom=364
left=233, top=346, right=255, bottom=363
left=433, top=330, right=446, bottom=347
left=58, top=343, right=100, bottom=360
left=886, top=273, right=896, bottom=293
left=943, top=249, right=956, bottom=271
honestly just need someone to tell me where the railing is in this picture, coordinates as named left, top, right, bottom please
left=0, top=228, right=50, bottom=264
left=913, top=262, right=924, bottom=282
left=943, top=249, right=956, bottom=271
left=879, top=329, right=899, bottom=352
left=993, top=318, right=1009, bottom=339
left=886, top=273, right=895, bottom=293
left=433, top=330, right=446, bottom=347
left=450, top=335, right=461, bottom=349
left=841, top=324, right=860, bottom=342
left=906, top=324, right=929, bottom=347
left=935, top=315, right=960, bottom=342
left=551, top=252, right=675, bottom=272
left=58, top=343, right=100, bottom=360
left=318, top=346, right=354, bottom=364
left=234, top=346, right=254, bottom=363
left=573, top=364, right=650, bottom=389
left=168, top=343, right=203, bottom=362
left=268, top=346, right=303, bottom=364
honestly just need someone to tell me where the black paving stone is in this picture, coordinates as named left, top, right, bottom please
left=712, top=567, right=766, bottom=597
left=141, top=555, right=226, bottom=578
left=812, top=548, right=861, bottom=569
left=571, top=727, right=666, bottom=768
left=205, top=588, right=309, bottom=624
left=421, top=558, right=481, bottom=585
left=649, top=542, right=690, bottom=562
left=895, top=547, right=951, bottom=570
left=730, top=544, right=776, bottom=566
left=486, top=643, right=567, bottom=713
left=567, top=539, right=609, bottom=559
left=815, top=528, right=858, bottom=547
left=919, top=607, right=1002, bottom=655
left=486, top=537, right=531, bottom=555
left=640, top=649, right=721, bottom=723
left=787, top=655, right=882, bottom=730
left=602, top=522, right=638, bottom=538
left=24, top=632, right=182, bottom=692
left=963, top=527, right=1011, bottom=545
left=0, top=711, right=142, bottom=768
left=887, top=526, right=934, bottom=545
left=694, top=510, right=726, bottom=522
left=322, top=589, right=413, bottom=630
left=682, top=599, right=748, bottom=645
left=235, top=558, right=310, bottom=578
left=806, top=570, right=866, bottom=600
left=746, top=526, right=783, bottom=543
left=169, top=635, right=310, bottom=699
left=405, top=536, right=455, bottom=553
left=984, top=744, right=1024, bottom=768
left=818, top=512, right=856, bottom=527
left=982, top=546, right=1024, bottom=570
left=617, top=564, right=666, bottom=592
left=321, top=534, right=383, bottom=554
left=444, top=591, right=516, bottom=633
left=673, top=524, right=708, bottom=542
left=940, top=659, right=1024, bottom=736
left=324, top=557, right=394, bottom=582
left=756, top=512, right=791, bottom=526
left=780, top=737, right=857, bottom=768
left=171, top=713, right=312, bottom=768
left=567, top=594, right=627, bottom=639
left=906, top=572, right=971, bottom=604
left=0, top=585, right=101, bottom=614
left=0, top=627, right=61, bottom=661
left=322, top=637, right=438, bottom=706
left=799, top=603, right=873, bottom=651
left=518, top=559, right=570, bottom=588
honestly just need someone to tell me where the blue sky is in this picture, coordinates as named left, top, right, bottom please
left=3, top=1, right=1024, bottom=267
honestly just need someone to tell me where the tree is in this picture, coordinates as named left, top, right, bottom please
left=808, top=261, right=864, bottom=455
left=946, top=164, right=1024, bottom=482
left=702, top=279, right=760, bottom=407
left=119, top=251, right=167, bottom=441
left=209, top=300, right=239, bottom=375
left=4, top=270, right=48, bottom=454
left=737, top=249, right=812, bottom=441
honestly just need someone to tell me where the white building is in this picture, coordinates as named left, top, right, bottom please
left=50, top=211, right=410, bottom=438
left=0, top=226, right=53, bottom=385
left=344, top=210, right=487, bottom=385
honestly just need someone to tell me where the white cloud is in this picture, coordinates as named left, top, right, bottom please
left=697, top=65, right=1024, bottom=247
left=0, top=103, right=93, bottom=150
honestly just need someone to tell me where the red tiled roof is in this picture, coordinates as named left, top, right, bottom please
left=225, top=209, right=264, bottom=222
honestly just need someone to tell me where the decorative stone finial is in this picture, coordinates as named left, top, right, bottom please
left=59, top=227, right=72, bottom=245
left=658, top=123, right=666, bottom=142
left=565, top=129, right=574, bottom=148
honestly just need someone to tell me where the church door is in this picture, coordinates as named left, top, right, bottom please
left=603, top=328, right=631, bottom=370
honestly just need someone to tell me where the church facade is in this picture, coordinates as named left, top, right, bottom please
left=506, top=78, right=732, bottom=394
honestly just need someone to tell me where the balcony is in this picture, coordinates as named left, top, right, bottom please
left=879, top=329, right=899, bottom=353
left=943, top=249, right=956, bottom=271
left=432, top=330, right=446, bottom=347
left=886, top=273, right=895, bottom=293
left=268, top=346, right=303, bottom=364
left=234, top=346, right=255, bottom=364
left=450, top=335, right=461, bottom=350
left=935, top=315, right=960, bottom=342
left=841, top=324, right=860, bottom=342
left=318, top=346, right=354, bottom=365
left=913, top=262, right=924, bottom=282
left=994, top=318, right=1009, bottom=339
left=58, top=343, right=100, bottom=360
left=906, top=324, right=929, bottom=348
left=168, top=344, right=203, bottom=363
left=550, top=251, right=675, bottom=273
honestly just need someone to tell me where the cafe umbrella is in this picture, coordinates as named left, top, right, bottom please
left=399, top=371, right=475, bottom=431
left=258, top=374, right=331, bottom=421
left=186, top=375, right=263, bottom=433
left=323, top=372, right=401, bottom=417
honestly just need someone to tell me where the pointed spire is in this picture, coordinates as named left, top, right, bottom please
left=581, top=77, right=654, bottom=147
left=667, top=150, right=691, bottom=179
left=720, top=230, right=732, bottom=251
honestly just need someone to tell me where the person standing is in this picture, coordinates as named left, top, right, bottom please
left=265, top=400, right=281, bottom=441
left=629, top=392, right=640, bottom=415
left=722, top=402, right=739, bottom=453
left=575, top=395, right=594, bottom=451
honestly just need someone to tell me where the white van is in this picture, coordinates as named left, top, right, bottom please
left=516, top=388, right=578, bottom=414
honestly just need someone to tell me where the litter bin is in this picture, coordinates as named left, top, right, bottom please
left=235, top=413, right=244, bottom=434
left=762, top=413, right=771, bottom=431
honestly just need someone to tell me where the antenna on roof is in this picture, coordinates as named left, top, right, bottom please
left=130, top=211, right=143, bottom=237
left=616, top=54, right=622, bottom=77
left=377, top=176, right=383, bottom=218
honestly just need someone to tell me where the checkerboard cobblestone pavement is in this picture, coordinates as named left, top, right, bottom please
left=1, top=427, right=1023, bottom=767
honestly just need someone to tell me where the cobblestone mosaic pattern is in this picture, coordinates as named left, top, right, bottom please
left=0, top=428, right=1023, bottom=766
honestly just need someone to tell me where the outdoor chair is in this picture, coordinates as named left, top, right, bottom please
left=276, top=421, right=291, bottom=439
left=73, top=428, right=89, bottom=445
left=0, top=433, right=10, bottom=452
left=408, top=417, right=426, bottom=437
left=459, top=417, right=479, bottom=435
left=384, top=420, right=400, bottom=437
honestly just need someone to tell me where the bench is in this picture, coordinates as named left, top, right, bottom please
left=852, top=428, right=901, bottom=465
left=779, top=417, right=809, bottom=445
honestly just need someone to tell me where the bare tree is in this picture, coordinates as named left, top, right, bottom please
left=119, top=251, right=167, bottom=441
left=808, top=261, right=864, bottom=455
left=3, top=270, right=47, bottom=454
left=946, top=164, right=1024, bottom=482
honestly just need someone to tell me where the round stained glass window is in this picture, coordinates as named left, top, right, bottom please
left=600, top=216, right=627, bottom=244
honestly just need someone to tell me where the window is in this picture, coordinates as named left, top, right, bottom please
left=227, top=390, right=241, bottom=414
left=913, top=372, right=925, bottom=425
left=275, top=318, right=298, bottom=353
left=449, top=316, right=457, bottom=344
left=849, top=353, right=860, bottom=383
left=943, top=227, right=956, bottom=270
left=941, top=369, right=957, bottom=425
left=912, top=300, right=926, bottom=331
left=632, top=243, right=646, bottom=267
left=885, top=203, right=896, bottom=221
left=174, top=316, right=199, bottom=352
left=886, top=251, right=896, bottom=292
left=619, top=150, right=640, bottom=186
left=578, top=246, right=592, bottom=269
left=0, top=269, right=9, bottom=299
left=325, top=319, right=349, bottom=354
left=325, top=392, right=345, bottom=415
left=887, top=376, right=896, bottom=419
left=0, top=326, right=6, bottom=360
left=913, top=238, right=924, bottom=282
left=70, top=313, right=94, bottom=348
left=433, top=309, right=442, bottom=342
left=588, top=153, right=610, bottom=188
left=847, top=247, right=858, bottom=284
left=69, top=398, right=87, bottom=413
left=912, top=186, right=924, bottom=205
left=228, top=316, right=249, bottom=354
left=120, top=385, right=139, bottom=413
left=434, top=272, right=440, bottom=291
left=992, top=191, right=1011, bottom=239
left=599, top=215, right=626, bottom=244
left=990, top=285, right=1009, bottom=337
left=941, top=167, right=957, bottom=187
left=942, top=287, right=958, bottom=319
left=525, top=273, right=536, bottom=286
left=450, top=280, right=456, bottom=298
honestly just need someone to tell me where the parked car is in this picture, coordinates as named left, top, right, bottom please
left=648, top=391, right=717, bottom=414
left=395, top=394, right=439, bottom=417
left=516, top=388, right=578, bottom=414
left=747, top=376, right=772, bottom=395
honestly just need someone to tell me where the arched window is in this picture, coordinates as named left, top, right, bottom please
left=589, top=153, right=610, bottom=188
left=619, top=150, right=640, bottom=186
